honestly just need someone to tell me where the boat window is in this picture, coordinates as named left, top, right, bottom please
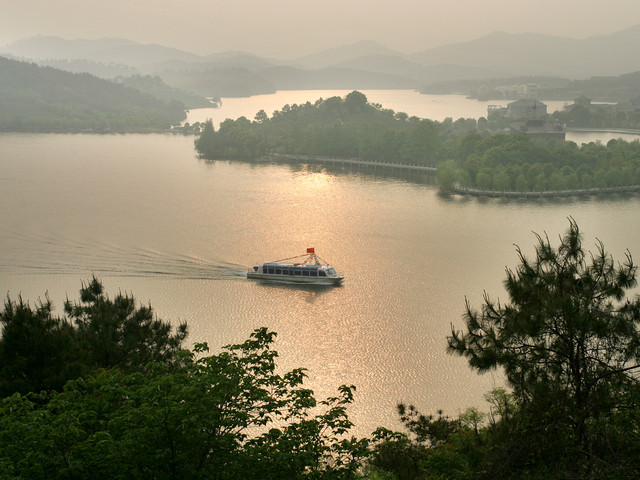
left=294, top=269, right=302, bottom=276
left=319, top=271, right=327, bottom=277
left=275, top=269, right=282, bottom=275
left=328, top=268, right=336, bottom=275
left=310, top=271, right=317, bottom=276
left=281, top=269, right=288, bottom=275
left=302, top=270, right=310, bottom=276
left=267, top=268, right=275, bottom=274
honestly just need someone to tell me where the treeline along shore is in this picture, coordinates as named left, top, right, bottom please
left=452, top=184, right=640, bottom=198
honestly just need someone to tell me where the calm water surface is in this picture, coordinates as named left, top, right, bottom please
left=2, top=92, right=640, bottom=436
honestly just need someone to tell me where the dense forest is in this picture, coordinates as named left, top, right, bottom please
left=437, top=133, right=640, bottom=193
left=0, top=57, right=187, bottom=132
left=2, top=221, right=639, bottom=479
left=194, top=90, right=477, bottom=163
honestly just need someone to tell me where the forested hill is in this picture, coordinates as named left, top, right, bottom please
left=0, top=57, right=186, bottom=132
left=194, top=90, right=477, bottom=162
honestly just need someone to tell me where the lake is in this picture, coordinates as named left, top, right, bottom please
left=2, top=91, right=640, bottom=436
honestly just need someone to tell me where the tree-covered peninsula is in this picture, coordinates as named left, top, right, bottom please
left=195, top=91, right=640, bottom=196
left=437, top=133, right=640, bottom=194
left=0, top=57, right=187, bottom=132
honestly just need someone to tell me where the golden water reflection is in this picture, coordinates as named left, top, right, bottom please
left=3, top=133, right=640, bottom=436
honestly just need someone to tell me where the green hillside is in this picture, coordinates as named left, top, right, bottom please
left=0, top=57, right=186, bottom=132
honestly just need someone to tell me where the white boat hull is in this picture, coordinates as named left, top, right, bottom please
left=247, top=271, right=344, bottom=285
left=247, top=252, right=344, bottom=286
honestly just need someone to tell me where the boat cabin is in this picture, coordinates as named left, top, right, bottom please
left=255, top=262, right=337, bottom=278
left=247, top=250, right=344, bottom=285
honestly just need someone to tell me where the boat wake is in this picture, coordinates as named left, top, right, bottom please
left=0, top=232, right=247, bottom=280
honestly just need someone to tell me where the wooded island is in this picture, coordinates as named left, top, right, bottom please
left=195, top=91, right=640, bottom=196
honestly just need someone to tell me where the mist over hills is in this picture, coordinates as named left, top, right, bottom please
left=2, top=25, right=640, bottom=99
left=2, top=36, right=202, bottom=65
left=409, top=24, right=640, bottom=78
left=289, top=40, right=404, bottom=69
left=0, top=56, right=187, bottom=132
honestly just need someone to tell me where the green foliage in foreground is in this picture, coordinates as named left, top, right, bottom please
left=366, top=220, right=640, bottom=480
left=437, top=133, right=640, bottom=192
left=3, top=221, right=640, bottom=479
left=0, top=57, right=186, bottom=132
left=0, top=276, right=187, bottom=397
left=195, top=90, right=477, bottom=164
left=0, top=329, right=367, bottom=479
left=447, top=219, right=640, bottom=478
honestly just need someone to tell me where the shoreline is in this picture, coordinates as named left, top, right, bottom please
left=451, top=184, right=640, bottom=198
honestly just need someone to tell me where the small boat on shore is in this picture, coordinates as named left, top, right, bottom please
left=247, top=248, right=344, bottom=285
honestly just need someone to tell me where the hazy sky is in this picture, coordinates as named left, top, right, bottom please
left=2, top=0, right=640, bottom=58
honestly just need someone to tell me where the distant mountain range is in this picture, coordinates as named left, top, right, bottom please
left=2, top=25, right=640, bottom=98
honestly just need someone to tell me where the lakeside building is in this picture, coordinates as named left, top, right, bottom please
left=489, top=99, right=565, bottom=140
left=509, top=119, right=566, bottom=140
left=495, top=83, right=540, bottom=99
left=506, top=98, right=547, bottom=119
left=564, top=96, right=640, bottom=115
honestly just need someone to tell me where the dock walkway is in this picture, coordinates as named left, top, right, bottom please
left=260, top=153, right=437, bottom=172
left=452, top=185, right=640, bottom=198
left=258, top=154, right=640, bottom=198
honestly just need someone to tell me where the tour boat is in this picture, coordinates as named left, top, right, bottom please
left=247, top=248, right=344, bottom=285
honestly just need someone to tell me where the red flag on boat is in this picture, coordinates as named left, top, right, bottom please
left=307, top=247, right=315, bottom=254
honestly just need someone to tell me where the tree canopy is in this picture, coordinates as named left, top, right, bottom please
left=365, top=221, right=640, bottom=480
left=3, top=222, right=640, bottom=479
left=194, top=91, right=477, bottom=165
left=447, top=219, right=640, bottom=478
left=0, top=329, right=367, bottom=479
left=440, top=133, right=640, bottom=193
left=0, top=277, right=187, bottom=397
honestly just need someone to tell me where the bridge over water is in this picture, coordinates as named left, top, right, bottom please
left=259, top=154, right=640, bottom=198
left=260, top=153, right=437, bottom=173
